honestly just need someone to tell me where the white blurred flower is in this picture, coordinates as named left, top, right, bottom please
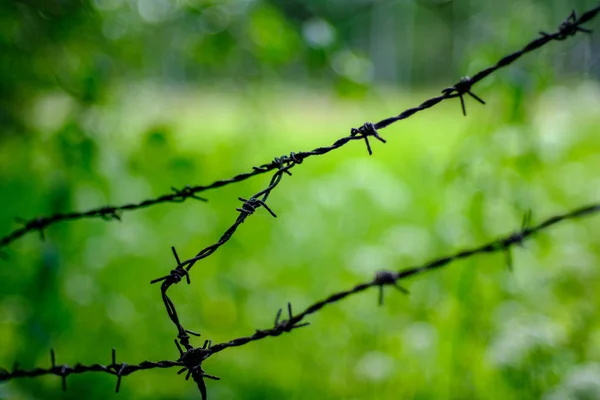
left=354, top=351, right=396, bottom=382
left=303, top=18, right=336, bottom=48
left=331, top=50, right=374, bottom=84
left=487, top=311, right=565, bottom=367
left=544, top=363, right=600, bottom=400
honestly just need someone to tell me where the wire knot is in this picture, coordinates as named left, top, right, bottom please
left=504, top=210, right=532, bottom=271
left=98, top=207, right=121, bottom=221
left=442, top=76, right=486, bottom=116
left=237, top=197, right=277, bottom=218
left=273, top=302, right=310, bottom=334
left=540, top=10, right=592, bottom=41
left=171, top=186, right=207, bottom=202
left=374, top=270, right=408, bottom=306
left=167, top=268, right=190, bottom=284
left=48, top=349, right=69, bottom=391
left=271, top=152, right=304, bottom=175
left=273, top=156, right=293, bottom=176
left=16, top=217, right=47, bottom=240
left=350, top=122, right=386, bottom=156
left=288, top=151, right=303, bottom=164
left=176, top=340, right=212, bottom=370
left=108, top=348, right=128, bottom=393
left=150, top=247, right=191, bottom=285
left=174, top=340, right=219, bottom=400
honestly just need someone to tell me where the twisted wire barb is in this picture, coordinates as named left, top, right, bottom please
left=1, top=5, right=598, bottom=251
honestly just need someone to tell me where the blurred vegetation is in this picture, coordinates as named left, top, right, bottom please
left=1, top=0, right=600, bottom=399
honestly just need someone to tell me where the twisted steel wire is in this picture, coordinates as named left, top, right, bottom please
left=0, top=348, right=181, bottom=393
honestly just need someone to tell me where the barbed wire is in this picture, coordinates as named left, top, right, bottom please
left=146, top=6, right=600, bottom=383
left=1, top=6, right=598, bottom=253
left=1, top=5, right=600, bottom=400
left=0, top=348, right=182, bottom=393
left=205, top=203, right=600, bottom=356
left=2, top=203, right=599, bottom=396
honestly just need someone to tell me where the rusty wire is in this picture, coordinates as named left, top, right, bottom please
left=1, top=6, right=598, bottom=253
left=1, top=6, right=600, bottom=400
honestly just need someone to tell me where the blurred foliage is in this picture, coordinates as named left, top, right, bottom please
left=3, top=0, right=600, bottom=131
left=1, top=0, right=600, bottom=399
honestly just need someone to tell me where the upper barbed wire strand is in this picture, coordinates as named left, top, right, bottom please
left=1, top=5, right=598, bottom=252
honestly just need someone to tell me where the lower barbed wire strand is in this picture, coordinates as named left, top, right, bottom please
left=2, top=202, right=599, bottom=394
left=206, top=202, right=600, bottom=356
left=1, top=360, right=182, bottom=381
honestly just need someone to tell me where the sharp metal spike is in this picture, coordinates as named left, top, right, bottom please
left=171, top=246, right=181, bottom=266
left=505, top=246, right=513, bottom=272
left=175, top=339, right=184, bottom=357
left=61, top=367, right=67, bottom=391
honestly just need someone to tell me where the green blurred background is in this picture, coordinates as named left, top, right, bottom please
left=1, top=0, right=600, bottom=399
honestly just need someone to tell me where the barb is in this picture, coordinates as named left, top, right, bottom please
left=540, top=10, right=594, bottom=40
left=175, top=339, right=220, bottom=400
left=441, top=76, right=486, bottom=117
left=504, top=209, right=532, bottom=271
left=1, top=5, right=598, bottom=251
left=350, top=122, right=387, bottom=155
left=374, top=270, right=409, bottom=306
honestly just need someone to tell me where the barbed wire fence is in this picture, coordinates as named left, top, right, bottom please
left=1, top=6, right=600, bottom=399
